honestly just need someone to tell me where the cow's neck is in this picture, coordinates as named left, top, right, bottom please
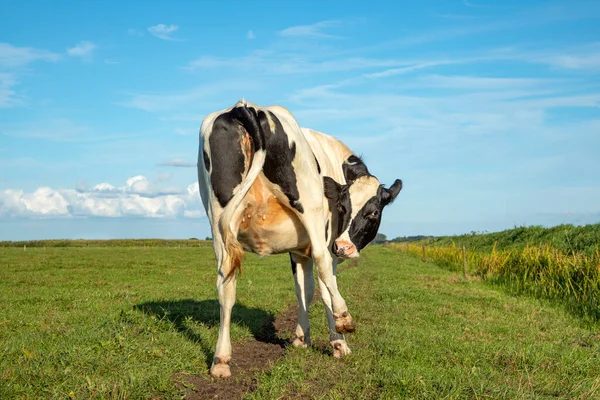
left=300, top=128, right=355, bottom=185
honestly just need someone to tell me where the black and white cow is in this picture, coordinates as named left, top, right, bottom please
left=197, top=99, right=402, bottom=378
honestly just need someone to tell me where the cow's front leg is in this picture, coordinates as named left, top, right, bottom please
left=316, top=275, right=352, bottom=357
left=210, top=255, right=237, bottom=378
left=290, top=253, right=315, bottom=348
left=312, top=248, right=355, bottom=334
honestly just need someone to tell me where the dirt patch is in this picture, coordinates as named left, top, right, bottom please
left=177, top=301, right=298, bottom=400
left=177, top=258, right=359, bottom=399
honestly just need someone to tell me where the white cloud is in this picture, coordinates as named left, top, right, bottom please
left=104, top=59, right=120, bottom=65
left=147, top=24, right=180, bottom=41
left=184, top=51, right=413, bottom=75
left=0, top=176, right=204, bottom=219
left=93, top=182, right=117, bottom=192
left=0, top=72, right=19, bottom=108
left=247, top=30, right=255, bottom=39
left=120, top=81, right=258, bottom=112
left=540, top=53, right=600, bottom=71
left=1, top=118, right=89, bottom=141
left=0, top=42, right=60, bottom=68
left=278, top=20, right=341, bottom=38
left=67, top=41, right=97, bottom=58
left=157, top=158, right=196, bottom=168
left=0, top=187, right=70, bottom=217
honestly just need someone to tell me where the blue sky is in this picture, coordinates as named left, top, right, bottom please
left=1, top=0, right=599, bottom=240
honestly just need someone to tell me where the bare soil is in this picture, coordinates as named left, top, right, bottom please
left=176, top=301, right=298, bottom=399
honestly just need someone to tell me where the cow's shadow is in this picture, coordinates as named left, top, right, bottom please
left=134, top=299, right=284, bottom=368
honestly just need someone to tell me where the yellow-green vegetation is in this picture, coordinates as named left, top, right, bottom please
left=1, top=243, right=599, bottom=398
left=413, top=223, right=600, bottom=256
left=392, top=225, right=600, bottom=322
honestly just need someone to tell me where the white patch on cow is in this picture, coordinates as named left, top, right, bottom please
left=336, top=175, right=380, bottom=246
left=263, top=110, right=277, bottom=134
left=347, top=176, right=380, bottom=219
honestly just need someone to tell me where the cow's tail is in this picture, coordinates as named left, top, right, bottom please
left=218, top=100, right=267, bottom=278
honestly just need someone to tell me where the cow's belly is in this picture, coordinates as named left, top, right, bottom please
left=237, top=176, right=310, bottom=257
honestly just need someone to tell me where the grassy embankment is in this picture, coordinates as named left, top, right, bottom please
left=392, top=224, right=600, bottom=322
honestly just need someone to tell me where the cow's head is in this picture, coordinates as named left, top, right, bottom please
left=324, top=155, right=402, bottom=259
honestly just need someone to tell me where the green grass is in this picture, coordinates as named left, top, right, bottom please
left=0, top=239, right=209, bottom=248
left=419, top=223, right=600, bottom=256
left=1, top=244, right=599, bottom=398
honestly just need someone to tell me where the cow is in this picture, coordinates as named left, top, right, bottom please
left=197, top=99, right=402, bottom=378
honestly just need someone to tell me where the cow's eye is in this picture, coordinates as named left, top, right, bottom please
left=367, top=210, right=379, bottom=220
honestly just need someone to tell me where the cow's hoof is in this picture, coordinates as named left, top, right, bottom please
left=334, top=311, right=355, bottom=334
left=292, top=335, right=310, bottom=348
left=331, top=339, right=352, bottom=358
left=210, top=358, right=231, bottom=378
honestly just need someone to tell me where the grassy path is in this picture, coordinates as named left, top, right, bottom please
left=1, top=245, right=598, bottom=399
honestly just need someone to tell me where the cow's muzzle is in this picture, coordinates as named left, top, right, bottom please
left=333, top=241, right=358, bottom=259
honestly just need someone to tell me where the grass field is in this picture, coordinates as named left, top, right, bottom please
left=1, top=244, right=599, bottom=399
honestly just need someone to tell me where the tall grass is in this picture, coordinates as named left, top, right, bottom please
left=420, top=223, right=600, bottom=256
left=392, top=242, right=600, bottom=322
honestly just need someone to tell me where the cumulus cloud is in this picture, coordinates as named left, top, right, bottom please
left=67, top=41, right=97, bottom=58
left=157, top=158, right=196, bottom=168
left=0, top=176, right=203, bottom=219
left=148, top=24, right=180, bottom=40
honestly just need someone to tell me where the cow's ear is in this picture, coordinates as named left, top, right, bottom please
left=323, top=176, right=343, bottom=200
left=343, top=155, right=370, bottom=184
left=381, top=179, right=403, bottom=205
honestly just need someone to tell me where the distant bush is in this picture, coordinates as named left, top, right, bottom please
left=389, top=235, right=434, bottom=243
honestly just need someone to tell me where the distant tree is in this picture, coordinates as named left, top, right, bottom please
left=372, top=233, right=387, bottom=244
left=389, top=235, right=435, bottom=243
left=205, top=236, right=213, bottom=241
left=189, top=237, right=199, bottom=241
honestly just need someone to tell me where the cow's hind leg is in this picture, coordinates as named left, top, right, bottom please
left=290, top=253, right=315, bottom=348
left=210, top=235, right=238, bottom=378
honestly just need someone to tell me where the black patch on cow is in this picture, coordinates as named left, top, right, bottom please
left=260, top=111, right=304, bottom=213
left=342, top=155, right=370, bottom=184
left=325, top=219, right=329, bottom=242
left=348, top=194, right=382, bottom=251
left=206, top=104, right=269, bottom=208
left=208, top=113, right=247, bottom=208
left=348, top=180, right=403, bottom=251
left=289, top=253, right=297, bottom=275
left=323, top=176, right=352, bottom=238
left=202, top=149, right=211, bottom=172
left=382, top=179, right=403, bottom=206
left=314, top=154, right=321, bottom=174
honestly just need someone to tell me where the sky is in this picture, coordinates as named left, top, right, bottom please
left=1, top=0, right=599, bottom=241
